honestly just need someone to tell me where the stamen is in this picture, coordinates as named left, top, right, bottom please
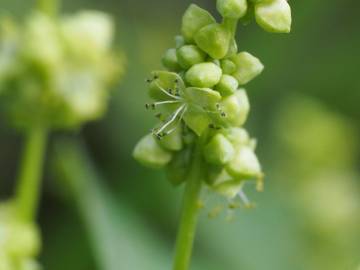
left=238, top=189, right=251, bottom=208
left=154, top=81, right=182, bottom=100
left=155, top=104, right=186, bottom=135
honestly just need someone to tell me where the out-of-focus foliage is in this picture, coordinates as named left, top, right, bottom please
left=0, top=202, right=41, bottom=270
left=0, top=10, right=123, bottom=130
left=0, top=0, right=359, bottom=270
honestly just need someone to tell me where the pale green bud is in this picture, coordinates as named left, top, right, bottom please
left=216, top=89, right=250, bottom=126
left=255, top=0, right=292, bottom=33
left=60, top=11, right=114, bottom=60
left=20, top=259, right=41, bottom=270
left=166, top=149, right=190, bottom=186
left=221, top=127, right=249, bottom=146
left=221, top=59, right=237, bottom=74
left=181, top=4, right=215, bottom=43
left=230, top=52, right=264, bottom=85
left=226, top=146, right=262, bottom=179
left=183, top=106, right=211, bottom=136
left=7, top=223, right=40, bottom=258
left=157, top=125, right=183, bottom=151
left=176, top=45, right=206, bottom=69
left=226, top=39, right=238, bottom=57
left=184, top=87, right=221, bottom=108
left=217, top=0, right=248, bottom=19
left=161, top=48, right=181, bottom=71
left=148, top=71, right=185, bottom=101
left=209, top=169, right=243, bottom=198
left=204, top=133, right=235, bottom=165
left=174, top=35, right=186, bottom=48
left=23, top=12, right=62, bottom=72
left=185, top=62, right=222, bottom=88
left=194, top=23, right=231, bottom=59
left=133, top=134, right=172, bottom=169
left=215, top=74, right=239, bottom=96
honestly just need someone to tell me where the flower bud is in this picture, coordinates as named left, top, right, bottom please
left=209, top=169, right=243, bottom=198
left=216, top=89, right=250, bottom=126
left=230, top=52, right=264, bottom=85
left=60, top=11, right=114, bottom=60
left=20, top=259, right=41, bottom=270
left=183, top=107, right=211, bottom=136
left=226, top=146, right=262, bottom=179
left=184, top=87, right=221, bottom=108
left=215, top=74, right=239, bottom=96
left=217, top=0, right=248, bottom=19
left=181, top=4, right=215, bottom=43
left=158, top=125, right=183, bottom=151
left=204, top=133, right=235, bottom=165
left=221, top=127, right=249, bottom=146
left=7, top=223, right=40, bottom=258
left=174, top=35, right=186, bottom=48
left=226, top=39, right=238, bottom=57
left=221, top=59, right=237, bottom=74
left=161, top=48, right=181, bottom=71
left=148, top=71, right=185, bottom=100
left=194, top=23, right=231, bottom=59
left=255, top=0, right=291, bottom=33
left=185, top=62, right=222, bottom=88
left=133, top=134, right=172, bottom=168
left=166, top=149, right=190, bottom=186
left=176, top=45, right=206, bottom=69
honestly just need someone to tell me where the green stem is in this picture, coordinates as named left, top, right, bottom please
left=15, top=126, right=48, bottom=222
left=173, top=137, right=206, bottom=270
left=223, top=17, right=238, bottom=38
left=37, top=0, right=60, bottom=16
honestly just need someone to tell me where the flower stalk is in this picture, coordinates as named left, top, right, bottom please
left=15, top=126, right=48, bottom=222
left=37, top=0, right=59, bottom=16
left=173, top=135, right=207, bottom=270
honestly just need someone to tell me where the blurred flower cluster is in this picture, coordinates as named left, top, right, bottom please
left=0, top=10, right=123, bottom=130
left=0, top=202, right=40, bottom=270
left=134, top=0, right=291, bottom=200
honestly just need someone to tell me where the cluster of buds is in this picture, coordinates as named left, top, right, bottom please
left=0, top=10, right=122, bottom=130
left=0, top=203, right=41, bottom=270
left=134, top=0, right=291, bottom=201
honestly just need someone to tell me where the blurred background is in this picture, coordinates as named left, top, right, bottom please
left=1, top=0, right=360, bottom=269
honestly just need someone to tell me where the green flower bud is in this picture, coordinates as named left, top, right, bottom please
left=215, top=89, right=250, bottom=126
left=185, top=62, right=222, bottom=88
left=184, top=87, right=221, bottom=108
left=174, top=35, right=186, bottom=48
left=194, top=23, right=231, bottom=59
left=226, top=39, right=238, bottom=57
left=215, top=74, right=239, bottom=96
left=217, top=0, right=248, bottom=19
left=181, top=4, right=215, bottom=43
left=157, top=124, right=183, bottom=151
left=221, top=127, right=249, bottom=146
left=176, top=45, right=206, bottom=69
left=255, top=0, right=291, bottom=33
left=166, top=149, right=190, bottom=186
left=133, top=134, right=172, bottom=169
left=221, top=59, right=237, bottom=74
left=204, top=133, right=235, bottom=165
left=161, top=48, right=181, bottom=71
left=230, top=52, right=264, bottom=85
left=7, top=223, right=40, bottom=258
left=226, top=146, right=262, bottom=179
left=209, top=169, right=243, bottom=198
left=183, top=106, right=211, bottom=136
left=148, top=71, right=185, bottom=101
left=60, top=11, right=114, bottom=60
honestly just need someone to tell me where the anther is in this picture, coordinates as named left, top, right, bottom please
left=151, top=103, right=156, bottom=109
left=145, top=79, right=152, bottom=83
left=145, top=103, right=150, bottom=109
left=153, top=75, right=159, bottom=80
left=221, top=112, right=226, bottom=117
left=155, top=113, right=162, bottom=119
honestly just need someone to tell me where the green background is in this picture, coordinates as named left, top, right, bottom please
left=1, top=0, right=359, bottom=269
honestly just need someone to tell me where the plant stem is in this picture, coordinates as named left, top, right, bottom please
left=15, top=126, right=48, bottom=222
left=37, top=0, right=59, bottom=16
left=173, top=137, right=206, bottom=270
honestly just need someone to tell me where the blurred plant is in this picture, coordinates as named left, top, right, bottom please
left=133, top=0, right=292, bottom=269
left=0, top=0, right=123, bottom=267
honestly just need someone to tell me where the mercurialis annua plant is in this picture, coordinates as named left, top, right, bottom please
left=0, top=0, right=122, bottom=268
left=133, top=0, right=291, bottom=269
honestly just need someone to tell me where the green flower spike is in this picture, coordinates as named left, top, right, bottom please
left=0, top=1, right=123, bottom=269
left=133, top=1, right=291, bottom=269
